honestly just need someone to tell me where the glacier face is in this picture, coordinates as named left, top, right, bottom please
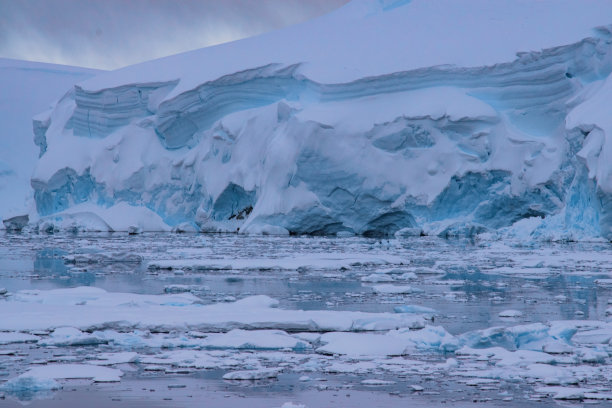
left=0, top=59, right=100, bottom=225
left=30, top=0, right=612, bottom=239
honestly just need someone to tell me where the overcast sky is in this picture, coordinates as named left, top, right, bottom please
left=0, top=0, right=348, bottom=70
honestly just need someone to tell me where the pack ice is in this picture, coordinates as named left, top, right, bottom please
left=29, top=0, right=612, bottom=240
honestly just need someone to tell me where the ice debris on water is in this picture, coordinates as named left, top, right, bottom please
left=0, top=279, right=612, bottom=401
left=498, top=310, right=523, bottom=318
left=2, top=215, right=28, bottom=231
left=280, top=403, right=307, bottom=408
left=372, top=284, right=423, bottom=294
left=361, top=379, right=395, bottom=386
left=1, top=364, right=123, bottom=397
left=38, top=327, right=107, bottom=347
left=393, top=305, right=437, bottom=314
left=222, top=368, right=281, bottom=380
left=1, top=376, right=61, bottom=394
left=0, top=332, right=39, bottom=345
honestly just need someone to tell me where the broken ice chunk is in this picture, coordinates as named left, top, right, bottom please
left=222, top=368, right=280, bottom=380
left=498, top=310, right=523, bottom=318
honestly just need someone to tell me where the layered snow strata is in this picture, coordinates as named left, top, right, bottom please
left=30, top=0, right=612, bottom=239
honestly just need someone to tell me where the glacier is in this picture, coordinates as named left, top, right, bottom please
left=0, top=58, right=100, bottom=227
left=27, top=0, right=612, bottom=240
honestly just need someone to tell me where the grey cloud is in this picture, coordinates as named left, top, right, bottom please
left=0, top=0, right=348, bottom=70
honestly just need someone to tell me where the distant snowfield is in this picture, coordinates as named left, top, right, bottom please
left=4, top=0, right=612, bottom=240
left=78, top=0, right=612, bottom=94
left=0, top=59, right=101, bottom=223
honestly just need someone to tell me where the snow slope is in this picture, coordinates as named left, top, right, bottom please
left=0, top=59, right=100, bottom=225
left=30, top=0, right=612, bottom=239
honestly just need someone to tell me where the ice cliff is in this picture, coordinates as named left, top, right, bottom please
left=0, top=59, right=100, bottom=226
left=29, top=0, right=612, bottom=240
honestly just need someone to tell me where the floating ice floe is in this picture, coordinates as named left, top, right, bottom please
left=0, top=287, right=425, bottom=332
left=360, top=274, right=395, bottom=283
left=163, top=284, right=209, bottom=294
left=148, top=253, right=405, bottom=271
left=317, top=332, right=411, bottom=356
left=1, top=376, right=61, bottom=395
left=1, top=364, right=123, bottom=395
left=361, top=379, right=395, bottom=386
left=62, top=252, right=143, bottom=265
left=317, top=325, right=458, bottom=356
left=535, top=386, right=604, bottom=400
left=371, top=284, right=423, bottom=294
left=2, top=282, right=612, bottom=401
left=201, top=329, right=310, bottom=351
left=498, top=310, right=523, bottom=318
left=393, top=305, right=437, bottom=314
left=222, top=368, right=281, bottom=380
left=38, top=327, right=107, bottom=347
left=280, top=403, right=307, bottom=408
left=87, top=352, right=139, bottom=366
left=0, top=331, right=39, bottom=345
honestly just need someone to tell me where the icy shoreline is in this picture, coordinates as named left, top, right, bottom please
left=18, top=0, right=612, bottom=241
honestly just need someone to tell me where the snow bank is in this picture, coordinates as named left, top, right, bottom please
left=37, top=202, right=171, bottom=233
left=28, top=0, right=612, bottom=239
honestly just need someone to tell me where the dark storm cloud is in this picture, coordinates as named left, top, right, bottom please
left=0, top=0, right=348, bottom=70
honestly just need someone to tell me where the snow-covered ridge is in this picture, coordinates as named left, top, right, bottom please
left=30, top=0, right=612, bottom=239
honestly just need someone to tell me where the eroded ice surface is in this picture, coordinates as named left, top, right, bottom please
left=25, top=0, right=612, bottom=241
left=1, top=233, right=612, bottom=405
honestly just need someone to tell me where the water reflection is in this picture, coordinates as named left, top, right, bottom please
left=0, top=232, right=610, bottom=334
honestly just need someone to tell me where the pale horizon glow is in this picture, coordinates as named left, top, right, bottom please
left=0, top=0, right=348, bottom=70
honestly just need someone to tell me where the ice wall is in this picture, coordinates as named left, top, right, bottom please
left=29, top=0, right=612, bottom=239
left=0, top=59, right=100, bottom=226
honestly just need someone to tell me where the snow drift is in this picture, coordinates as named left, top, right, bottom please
left=30, top=0, right=612, bottom=239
